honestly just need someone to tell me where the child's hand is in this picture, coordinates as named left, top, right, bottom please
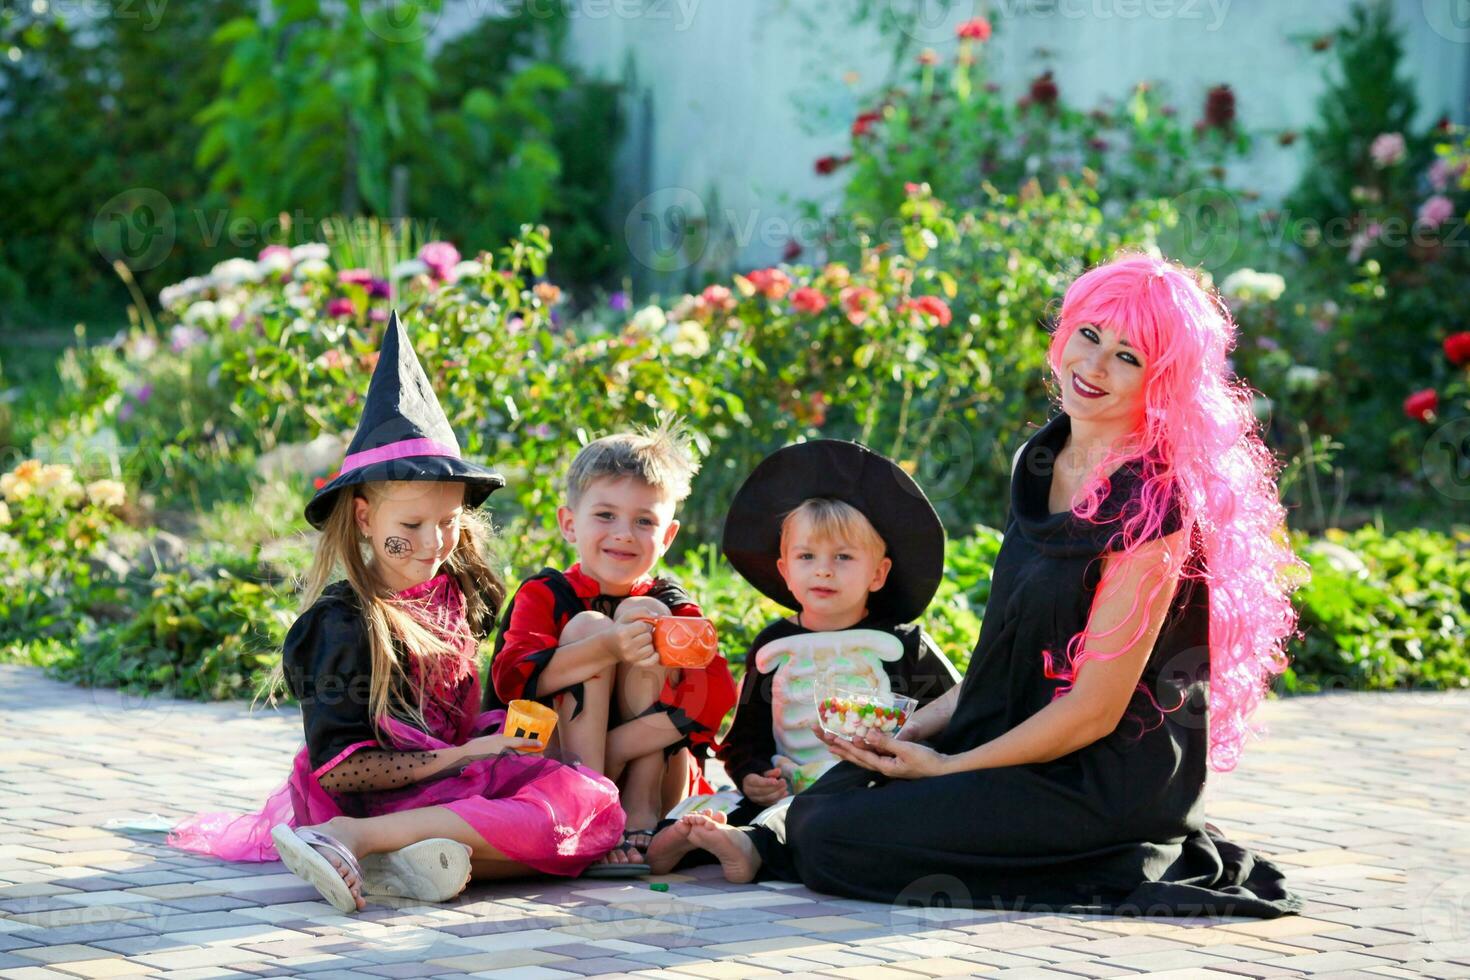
left=460, top=734, right=544, bottom=760
left=742, top=768, right=789, bottom=805
left=606, top=619, right=660, bottom=667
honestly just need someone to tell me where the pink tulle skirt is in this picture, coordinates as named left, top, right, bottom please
left=166, top=708, right=625, bottom=877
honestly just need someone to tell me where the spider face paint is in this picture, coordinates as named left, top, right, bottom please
left=354, top=481, right=468, bottom=592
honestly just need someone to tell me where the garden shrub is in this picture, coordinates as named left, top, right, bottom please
left=1285, top=526, right=1470, bottom=692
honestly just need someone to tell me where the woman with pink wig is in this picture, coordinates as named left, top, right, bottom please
left=650, top=254, right=1305, bottom=917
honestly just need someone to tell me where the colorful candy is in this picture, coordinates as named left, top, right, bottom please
left=816, top=694, right=911, bottom=740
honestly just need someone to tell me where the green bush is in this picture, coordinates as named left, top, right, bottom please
left=57, top=562, right=294, bottom=701
left=1285, top=526, right=1470, bottom=692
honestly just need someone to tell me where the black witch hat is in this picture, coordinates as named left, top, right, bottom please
left=721, top=440, right=944, bottom=623
left=304, top=310, right=504, bottom=529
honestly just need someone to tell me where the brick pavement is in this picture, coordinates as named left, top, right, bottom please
left=1, top=664, right=1467, bottom=979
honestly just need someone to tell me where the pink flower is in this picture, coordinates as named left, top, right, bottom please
left=917, top=48, right=939, bottom=66
left=746, top=268, right=792, bottom=300
left=417, top=241, right=461, bottom=281
left=900, top=296, right=952, bottom=327
left=701, top=284, right=736, bottom=313
left=956, top=17, right=992, bottom=41
left=327, top=298, right=355, bottom=318
left=338, top=268, right=373, bottom=286
left=1417, top=195, right=1456, bottom=229
left=790, top=287, right=828, bottom=314
left=1347, top=222, right=1382, bottom=263
left=1370, top=132, right=1405, bottom=168
left=839, top=285, right=877, bottom=325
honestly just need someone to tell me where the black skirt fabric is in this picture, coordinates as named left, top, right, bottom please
left=746, top=413, right=1302, bottom=918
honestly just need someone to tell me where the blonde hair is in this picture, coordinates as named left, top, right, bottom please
left=779, top=498, right=887, bottom=560
left=259, top=481, right=506, bottom=734
left=566, top=415, right=701, bottom=506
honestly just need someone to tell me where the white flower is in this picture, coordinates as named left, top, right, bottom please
left=290, top=242, right=330, bottom=263
left=216, top=297, right=242, bottom=322
left=1285, top=365, right=1325, bottom=391
left=0, top=532, right=15, bottom=556
left=256, top=249, right=293, bottom=276
left=450, top=260, right=483, bottom=282
left=293, top=258, right=333, bottom=282
left=1220, top=269, right=1286, bottom=303
left=35, top=464, right=81, bottom=502
left=667, top=320, right=710, bottom=358
left=127, top=333, right=159, bottom=362
left=0, top=500, right=9, bottom=525
left=85, top=479, right=126, bottom=510
left=630, top=305, right=667, bottom=334
left=159, top=276, right=208, bottom=310
left=210, top=257, right=264, bottom=286
left=391, top=259, right=429, bottom=280
left=183, top=300, right=219, bottom=326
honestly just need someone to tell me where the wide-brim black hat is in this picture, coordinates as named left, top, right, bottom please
left=721, top=440, right=944, bottom=623
left=304, top=310, right=504, bottom=530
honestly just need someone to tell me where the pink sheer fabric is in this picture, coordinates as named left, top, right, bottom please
left=167, top=574, right=625, bottom=875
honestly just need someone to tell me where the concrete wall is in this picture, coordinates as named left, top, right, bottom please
left=438, top=0, right=1469, bottom=287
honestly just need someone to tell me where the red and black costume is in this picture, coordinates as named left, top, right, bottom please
left=487, top=563, right=738, bottom=759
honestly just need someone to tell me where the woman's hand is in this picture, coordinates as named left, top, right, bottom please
left=458, top=734, right=544, bottom=761
left=813, top=726, right=950, bottom=779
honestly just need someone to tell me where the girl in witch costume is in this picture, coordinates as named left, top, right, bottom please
left=648, top=256, right=1306, bottom=918
left=168, top=313, right=625, bottom=913
left=650, top=441, right=960, bottom=855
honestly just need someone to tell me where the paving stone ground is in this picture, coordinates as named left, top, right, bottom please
left=2, top=663, right=1469, bottom=979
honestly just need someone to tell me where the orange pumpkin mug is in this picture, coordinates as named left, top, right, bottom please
left=637, top=616, right=719, bottom=668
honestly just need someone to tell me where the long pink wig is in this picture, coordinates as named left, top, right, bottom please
left=1044, top=254, right=1303, bottom=772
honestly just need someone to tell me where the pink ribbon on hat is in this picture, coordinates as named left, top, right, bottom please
left=340, top=438, right=460, bottom=475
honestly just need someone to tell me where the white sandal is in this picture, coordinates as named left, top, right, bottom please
left=359, top=838, right=474, bottom=903
left=270, top=823, right=363, bottom=914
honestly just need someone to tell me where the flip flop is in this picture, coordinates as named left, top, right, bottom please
left=580, top=828, right=653, bottom=879
left=359, top=838, right=473, bottom=903
left=270, top=824, right=363, bottom=914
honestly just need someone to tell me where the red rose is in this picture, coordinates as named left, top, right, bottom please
left=790, top=287, right=828, bottom=314
left=1444, top=331, right=1470, bottom=366
left=852, top=110, right=883, bottom=138
left=1028, top=71, right=1058, bottom=109
left=783, top=239, right=804, bottom=261
left=956, top=17, right=992, bottom=41
left=1404, top=388, right=1439, bottom=422
left=1202, top=84, right=1236, bottom=132
left=900, top=296, right=952, bottom=327
left=815, top=154, right=851, bottom=175
left=746, top=268, right=792, bottom=300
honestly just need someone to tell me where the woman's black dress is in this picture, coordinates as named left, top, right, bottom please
left=743, top=413, right=1302, bottom=917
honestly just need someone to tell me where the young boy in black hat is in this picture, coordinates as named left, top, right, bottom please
left=645, top=440, right=960, bottom=872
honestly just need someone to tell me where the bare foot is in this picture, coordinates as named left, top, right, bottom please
left=646, top=810, right=730, bottom=874
left=684, top=813, right=760, bottom=884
